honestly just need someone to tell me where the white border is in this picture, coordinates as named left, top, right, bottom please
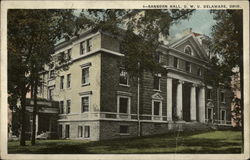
left=1, top=1, right=249, bottom=160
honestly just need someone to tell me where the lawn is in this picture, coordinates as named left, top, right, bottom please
left=8, top=130, right=242, bottom=154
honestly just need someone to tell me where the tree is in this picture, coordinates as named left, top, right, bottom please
left=210, top=10, right=243, bottom=128
left=8, top=9, right=77, bottom=146
left=84, top=9, right=194, bottom=77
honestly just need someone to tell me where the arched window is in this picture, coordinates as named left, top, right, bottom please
left=184, top=45, right=193, bottom=55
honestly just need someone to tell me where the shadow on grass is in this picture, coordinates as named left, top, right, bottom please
left=8, top=130, right=243, bottom=154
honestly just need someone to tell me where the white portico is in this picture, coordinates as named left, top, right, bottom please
left=166, top=71, right=206, bottom=123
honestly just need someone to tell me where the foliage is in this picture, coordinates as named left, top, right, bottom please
left=8, top=9, right=77, bottom=145
left=209, top=10, right=243, bottom=86
left=209, top=10, right=243, bottom=128
left=82, top=9, right=194, bottom=77
left=231, top=97, right=242, bottom=128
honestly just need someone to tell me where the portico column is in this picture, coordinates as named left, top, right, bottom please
left=199, top=86, right=206, bottom=122
left=176, top=80, right=184, bottom=120
left=190, top=84, right=197, bottom=121
left=167, top=77, right=172, bottom=121
left=35, top=114, right=38, bottom=136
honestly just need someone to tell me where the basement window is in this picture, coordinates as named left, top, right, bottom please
left=119, top=125, right=129, bottom=134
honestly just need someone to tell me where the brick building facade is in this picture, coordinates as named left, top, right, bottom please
left=36, top=29, right=232, bottom=141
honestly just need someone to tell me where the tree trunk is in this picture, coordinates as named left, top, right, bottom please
left=31, top=77, right=38, bottom=145
left=19, top=85, right=27, bottom=146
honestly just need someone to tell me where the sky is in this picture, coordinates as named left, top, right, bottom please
left=169, top=10, right=216, bottom=37
left=57, top=9, right=216, bottom=45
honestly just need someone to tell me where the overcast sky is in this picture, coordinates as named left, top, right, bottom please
left=169, top=10, right=216, bottom=37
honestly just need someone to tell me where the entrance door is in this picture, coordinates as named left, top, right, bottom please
left=182, top=84, right=191, bottom=121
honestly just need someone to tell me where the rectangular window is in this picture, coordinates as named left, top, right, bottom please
left=119, top=125, right=129, bottom=134
left=221, top=110, right=226, bottom=121
left=67, top=74, right=71, bottom=88
left=154, top=52, right=161, bottom=63
left=65, top=125, right=70, bottom=138
left=66, top=100, right=71, bottom=114
left=60, top=101, right=64, bottom=114
left=174, top=57, right=179, bottom=68
left=208, top=108, right=213, bottom=121
left=82, top=67, right=89, bottom=85
left=119, top=97, right=129, bottom=113
left=207, top=89, right=212, bottom=99
left=48, top=88, right=54, bottom=100
left=86, top=39, right=92, bottom=52
left=49, top=70, right=55, bottom=79
left=84, top=126, right=90, bottom=138
left=186, top=62, right=191, bottom=72
left=80, top=41, right=85, bottom=55
left=81, top=96, right=89, bottom=113
left=67, top=48, right=72, bottom=60
left=58, top=125, right=62, bottom=138
left=60, top=76, right=64, bottom=89
left=78, top=126, right=83, bottom=138
left=119, top=68, right=129, bottom=85
left=197, top=67, right=202, bottom=76
left=220, top=92, right=225, bottom=102
left=153, top=76, right=160, bottom=90
left=153, top=101, right=161, bottom=116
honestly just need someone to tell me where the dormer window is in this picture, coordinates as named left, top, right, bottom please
left=80, top=38, right=92, bottom=55
left=154, top=52, right=161, bottom=63
left=184, top=45, right=193, bottom=55
left=67, top=48, right=72, bottom=60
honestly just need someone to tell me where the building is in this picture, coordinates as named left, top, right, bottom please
left=35, top=29, right=232, bottom=141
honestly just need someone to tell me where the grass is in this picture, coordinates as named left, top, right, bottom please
left=8, top=130, right=243, bottom=154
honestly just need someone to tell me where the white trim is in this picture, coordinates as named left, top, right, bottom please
left=101, top=48, right=124, bottom=57
left=81, top=66, right=90, bottom=86
left=117, top=95, right=131, bottom=115
left=169, top=34, right=208, bottom=60
left=77, top=125, right=83, bottom=138
left=84, top=125, right=90, bottom=138
left=66, top=99, right=71, bottom=114
left=71, top=48, right=124, bottom=63
left=168, top=48, right=209, bottom=66
left=152, top=100, right=162, bottom=117
left=207, top=85, right=213, bottom=89
left=80, top=95, right=90, bottom=113
left=184, top=45, right=193, bottom=56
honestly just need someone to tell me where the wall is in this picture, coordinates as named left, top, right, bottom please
left=58, top=120, right=100, bottom=141
left=100, top=53, right=138, bottom=114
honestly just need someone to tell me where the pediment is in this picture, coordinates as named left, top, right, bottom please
left=207, top=101, right=214, bottom=108
left=169, top=34, right=209, bottom=61
left=152, top=92, right=163, bottom=100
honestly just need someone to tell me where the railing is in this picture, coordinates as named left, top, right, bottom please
left=58, top=112, right=166, bottom=121
left=205, top=119, right=231, bottom=125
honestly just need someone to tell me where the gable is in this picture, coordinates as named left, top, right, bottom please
left=152, top=93, right=163, bottom=100
left=169, top=34, right=209, bottom=61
